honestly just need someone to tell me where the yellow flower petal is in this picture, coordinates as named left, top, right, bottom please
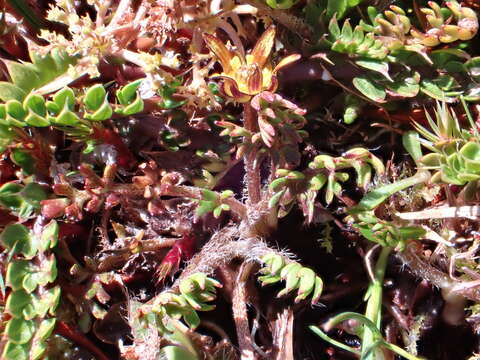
left=220, top=76, right=251, bottom=103
left=203, top=33, right=233, bottom=73
left=273, top=53, right=301, bottom=74
left=246, top=64, right=263, bottom=95
left=262, top=66, right=273, bottom=89
left=230, top=55, right=243, bottom=73
left=250, top=26, right=276, bottom=67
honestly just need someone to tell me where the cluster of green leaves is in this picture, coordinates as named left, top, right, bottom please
left=0, top=79, right=144, bottom=151
left=142, top=273, right=221, bottom=335
left=327, top=17, right=389, bottom=60
left=258, top=253, right=323, bottom=303
left=348, top=210, right=426, bottom=251
left=414, top=101, right=480, bottom=185
left=269, top=147, right=384, bottom=220
left=2, top=221, right=61, bottom=360
left=320, top=1, right=479, bottom=111
left=195, top=189, right=234, bottom=218
left=0, top=182, right=47, bottom=219
left=0, top=48, right=77, bottom=102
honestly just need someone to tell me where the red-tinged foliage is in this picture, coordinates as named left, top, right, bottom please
left=155, top=233, right=196, bottom=284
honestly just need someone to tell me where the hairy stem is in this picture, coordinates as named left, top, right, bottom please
left=243, top=103, right=261, bottom=204
left=232, top=261, right=257, bottom=360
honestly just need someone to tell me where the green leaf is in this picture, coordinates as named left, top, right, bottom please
left=30, top=342, right=47, bottom=360
left=22, top=272, right=41, bottom=293
left=23, top=94, right=46, bottom=117
left=195, top=200, right=216, bottom=217
left=6, top=318, right=36, bottom=344
left=356, top=170, right=430, bottom=210
left=54, top=104, right=80, bottom=125
left=41, top=220, right=59, bottom=251
left=42, top=254, right=58, bottom=283
left=37, top=318, right=57, bottom=341
left=420, top=79, right=456, bottom=102
left=117, top=79, right=143, bottom=105
left=355, top=60, right=391, bottom=81
left=85, top=99, right=113, bottom=121
left=329, top=16, right=341, bottom=40
left=352, top=76, right=386, bottom=103
left=161, top=346, right=198, bottom=360
left=327, top=0, right=364, bottom=20
left=2, top=341, right=29, bottom=360
left=201, top=189, right=217, bottom=202
left=0, top=82, right=27, bottom=102
left=182, top=309, right=201, bottom=329
left=22, top=182, right=47, bottom=206
left=5, top=290, right=31, bottom=317
left=25, top=110, right=49, bottom=127
left=84, top=84, right=107, bottom=111
left=212, top=205, right=223, bottom=218
left=6, top=99, right=27, bottom=120
left=8, top=47, right=77, bottom=97
left=11, top=149, right=35, bottom=175
left=45, top=286, right=61, bottom=315
left=0, top=182, right=23, bottom=210
left=53, top=87, right=75, bottom=111
left=1, top=224, right=33, bottom=256
left=117, top=96, right=144, bottom=115
left=5, top=60, right=40, bottom=93
left=387, top=74, right=420, bottom=98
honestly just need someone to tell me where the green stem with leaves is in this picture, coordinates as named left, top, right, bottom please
left=362, top=246, right=391, bottom=360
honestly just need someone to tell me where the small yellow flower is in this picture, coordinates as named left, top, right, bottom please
left=203, top=27, right=300, bottom=103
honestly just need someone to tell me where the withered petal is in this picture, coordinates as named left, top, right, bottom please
left=203, top=33, right=233, bottom=73
left=250, top=26, right=276, bottom=68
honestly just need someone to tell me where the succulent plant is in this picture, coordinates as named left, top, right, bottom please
left=2, top=221, right=61, bottom=360
left=259, top=253, right=324, bottom=303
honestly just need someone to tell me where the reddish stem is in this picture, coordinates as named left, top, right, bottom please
left=55, top=321, right=110, bottom=360
left=243, top=103, right=261, bottom=204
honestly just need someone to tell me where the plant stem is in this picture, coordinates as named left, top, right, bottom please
left=232, top=261, right=257, bottom=360
left=56, top=321, right=110, bottom=360
left=243, top=103, right=261, bottom=204
left=361, top=246, right=391, bottom=360
left=382, top=341, right=425, bottom=360
left=308, top=325, right=361, bottom=356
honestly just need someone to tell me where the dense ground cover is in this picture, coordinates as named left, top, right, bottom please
left=2, top=0, right=480, bottom=359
